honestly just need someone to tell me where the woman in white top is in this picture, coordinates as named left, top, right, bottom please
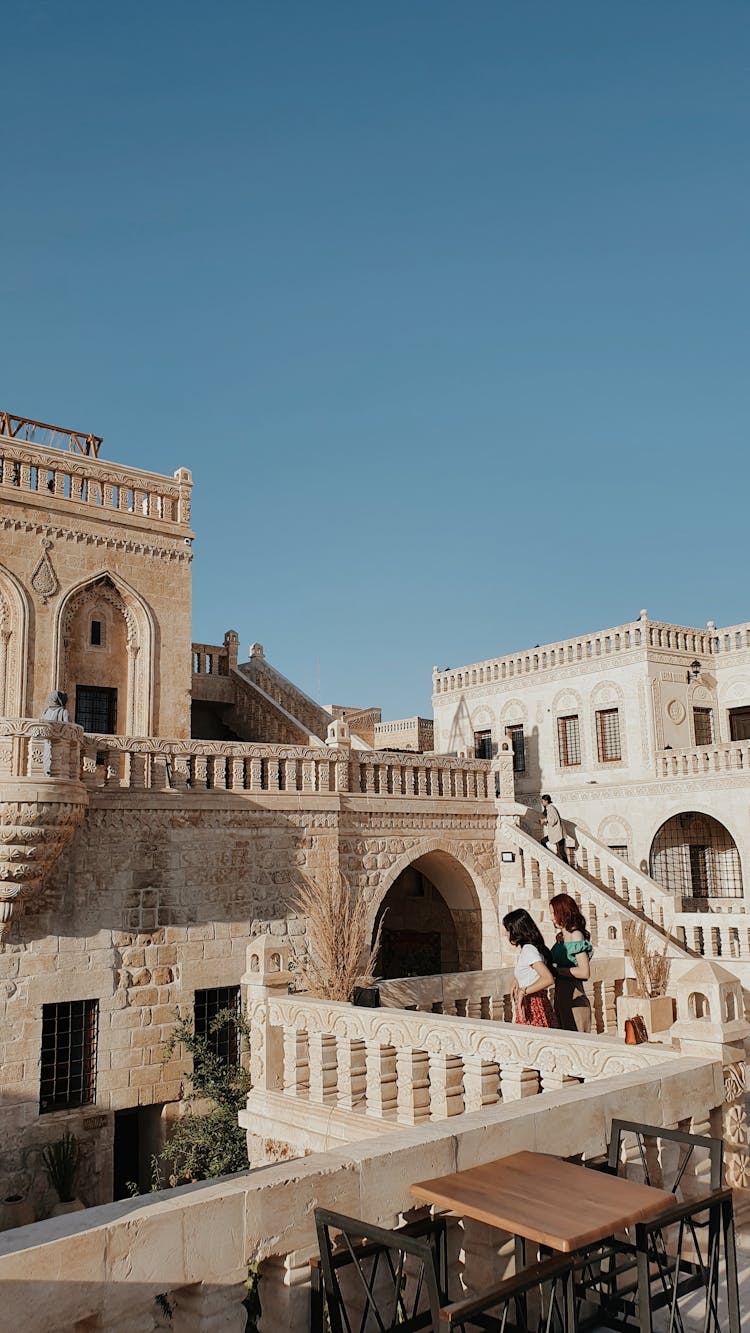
left=502, top=908, right=557, bottom=1027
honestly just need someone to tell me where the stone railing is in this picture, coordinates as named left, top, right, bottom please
left=378, top=959, right=626, bottom=1036
left=656, top=739, right=750, bottom=779
left=78, top=734, right=495, bottom=800
left=242, top=992, right=680, bottom=1158
left=192, top=630, right=239, bottom=678
left=712, top=621, right=750, bottom=654
left=0, top=434, right=192, bottom=528
left=0, top=1054, right=722, bottom=1332
left=432, top=613, right=720, bottom=697
left=239, top=651, right=333, bottom=740
left=0, top=718, right=84, bottom=782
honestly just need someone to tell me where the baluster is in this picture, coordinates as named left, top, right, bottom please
left=467, top=997, right=482, bottom=1020
left=193, top=754, right=208, bottom=788
left=428, top=1052, right=464, bottom=1119
left=335, top=755, right=350, bottom=792
left=171, top=1281, right=248, bottom=1332
left=377, top=762, right=388, bottom=794
left=365, top=1040, right=398, bottom=1119
left=229, top=756, right=244, bottom=790
left=396, top=1048, right=430, bottom=1124
left=499, top=1066, right=539, bottom=1101
left=267, top=758, right=280, bottom=792
left=308, top=1032, right=337, bottom=1103
left=364, top=762, right=376, bottom=794
left=463, top=1055, right=500, bottom=1112
left=302, top=758, right=315, bottom=793
left=404, top=765, right=416, bottom=796
left=282, top=1027, right=309, bottom=1096
left=540, top=1070, right=579, bottom=1095
left=104, top=749, right=123, bottom=787
left=213, top=755, right=229, bottom=790
left=129, top=751, right=147, bottom=789
left=284, top=758, right=298, bottom=792
left=390, top=762, right=403, bottom=795
left=336, top=1036, right=367, bottom=1111
left=151, top=752, right=170, bottom=791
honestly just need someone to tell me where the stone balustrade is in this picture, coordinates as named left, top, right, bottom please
left=0, top=434, right=192, bottom=528
left=0, top=1054, right=722, bottom=1333
left=79, top=733, right=495, bottom=800
left=656, top=739, right=750, bottom=779
left=378, top=959, right=626, bottom=1036
left=510, top=823, right=684, bottom=955
left=191, top=630, right=239, bottom=678
left=0, top=718, right=84, bottom=781
left=242, top=992, right=680, bottom=1161
left=432, top=613, right=720, bottom=697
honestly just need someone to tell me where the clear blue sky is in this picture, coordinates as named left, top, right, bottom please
left=2, top=2, right=748, bottom=718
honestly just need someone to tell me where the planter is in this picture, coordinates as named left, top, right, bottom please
left=50, top=1198, right=85, bottom=1217
left=616, top=994, right=676, bottom=1039
left=1, top=1195, right=35, bottom=1230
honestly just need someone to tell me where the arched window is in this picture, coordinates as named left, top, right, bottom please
left=650, top=813, right=742, bottom=902
left=689, top=992, right=710, bottom=1020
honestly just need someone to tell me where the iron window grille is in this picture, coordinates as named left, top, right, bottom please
left=40, top=999, right=98, bottom=1113
left=473, top=730, right=493, bottom=760
left=506, top=724, right=526, bottom=773
left=693, top=707, right=714, bottom=746
left=650, top=812, right=743, bottom=900
left=558, top=714, right=581, bottom=766
left=75, top=684, right=117, bottom=734
left=596, top=708, right=622, bottom=762
left=608, top=844, right=629, bottom=860
left=194, top=986, right=241, bottom=1066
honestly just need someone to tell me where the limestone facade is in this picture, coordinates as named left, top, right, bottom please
left=433, top=610, right=750, bottom=907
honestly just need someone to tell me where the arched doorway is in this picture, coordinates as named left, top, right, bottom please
left=373, top=850, right=484, bottom=978
left=650, top=813, right=743, bottom=905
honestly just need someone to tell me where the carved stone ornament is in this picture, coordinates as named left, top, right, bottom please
left=666, top=698, right=686, bottom=725
left=724, top=1061, right=746, bottom=1104
left=30, top=539, right=59, bottom=604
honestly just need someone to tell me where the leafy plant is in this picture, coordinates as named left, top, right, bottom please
left=291, top=865, right=381, bottom=1002
left=155, top=1010, right=252, bottom=1188
left=41, top=1130, right=81, bottom=1203
left=624, top=921, right=672, bottom=998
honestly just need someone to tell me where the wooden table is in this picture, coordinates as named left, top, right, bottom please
left=410, top=1150, right=674, bottom=1253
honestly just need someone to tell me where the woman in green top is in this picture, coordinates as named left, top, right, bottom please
left=549, top=893, right=593, bottom=1032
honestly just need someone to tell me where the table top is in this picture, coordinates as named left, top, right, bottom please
left=409, top=1150, right=674, bottom=1253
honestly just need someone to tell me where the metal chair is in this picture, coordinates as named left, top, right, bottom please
left=314, top=1206, right=579, bottom=1331
left=576, top=1122, right=739, bottom=1332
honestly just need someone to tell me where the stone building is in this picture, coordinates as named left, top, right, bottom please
left=433, top=612, right=750, bottom=913
left=1, top=410, right=749, bottom=1232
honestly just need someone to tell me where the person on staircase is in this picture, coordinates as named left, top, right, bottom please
left=540, top=794, right=568, bottom=863
left=549, top=893, right=593, bottom=1032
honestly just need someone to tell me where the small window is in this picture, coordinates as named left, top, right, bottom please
left=693, top=707, right=714, bottom=747
left=558, top=715, right=581, bottom=766
left=473, top=730, right=493, bottom=760
left=40, top=999, right=98, bottom=1113
left=90, top=619, right=102, bottom=646
left=75, top=685, right=117, bottom=735
left=596, top=708, right=622, bottom=762
left=194, top=986, right=241, bottom=1066
left=506, top=724, right=526, bottom=773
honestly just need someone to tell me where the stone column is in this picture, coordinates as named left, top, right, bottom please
left=170, top=1282, right=248, bottom=1331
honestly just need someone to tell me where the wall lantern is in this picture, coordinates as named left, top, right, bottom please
left=686, top=660, right=702, bottom=683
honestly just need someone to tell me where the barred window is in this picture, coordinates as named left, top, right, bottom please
left=596, top=708, right=621, bottom=762
left=40, top=1000, right=98, bottom=1113
left=473, top=730, right=493, bottom=760
left=557, top=715, right=581, bottom=766
left=506, top=724, right=526, bottom=773
left=693, top=707, right=714, bottom=747
left=650, top=812, right=742, bottom=900
left=194, top=986, right=240, bottom=1066
left=608, top=845, right=628, bottom=860
left=75, top=684, right=117, bottom=734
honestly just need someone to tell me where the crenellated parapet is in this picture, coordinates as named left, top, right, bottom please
left=0, top=719, right=88, bottom=941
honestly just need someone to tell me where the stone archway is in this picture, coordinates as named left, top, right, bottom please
left=650, top=812, right=743, bottom=905
left=0, top=564, right=30, bottom=716
left=53, top=572, right=155, bottom=735
left=370, top=844, right=499, bottom=978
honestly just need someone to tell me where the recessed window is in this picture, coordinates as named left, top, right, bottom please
left=506, top=724, right=526, bottom=773
left=75, top=685, right=117, bottom=735
left=473, top=730, right=492, bottom=760
left=194, top=986, right=240, bottom=1066
left=693, top=707, right=714, bottom=747
left=596, top=708, right=622, bottom=762
left=558, top=715, right=581, bottom=766
left=40, top=999, right=98, bottom=1113
left=90, top=619, right=102, bottom=646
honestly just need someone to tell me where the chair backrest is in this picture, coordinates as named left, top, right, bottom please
left=314, top=1207, right=444, bottom=1333
left=608, top=1119, right=723, bottom=1195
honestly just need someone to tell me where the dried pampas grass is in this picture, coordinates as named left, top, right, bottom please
left=291, top=866, right=381, bottom=1003
left=624, top=920, right=672, bottom=998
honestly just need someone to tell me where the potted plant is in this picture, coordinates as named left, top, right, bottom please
left=1, top=1193, right=35, bottom=1230
left=42, top=1131, right=85, bottom=1215
left=617, top=922, right=675, bottom=1038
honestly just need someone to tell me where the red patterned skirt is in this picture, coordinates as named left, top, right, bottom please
left=515, top=992, right=556, bottom=1027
